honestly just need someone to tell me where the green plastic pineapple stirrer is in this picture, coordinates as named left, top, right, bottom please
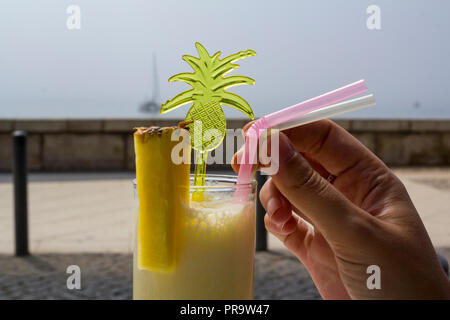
left=160, top=42, right=256, bottom=197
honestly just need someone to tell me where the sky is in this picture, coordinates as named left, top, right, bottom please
left=0, top=0, right=449, bottom=119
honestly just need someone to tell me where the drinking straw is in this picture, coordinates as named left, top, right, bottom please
left=272, top=94, right=375, bottom=131
left=234, top=80, right=373, bottom=202
left=262, top=79, right=367, bottom=128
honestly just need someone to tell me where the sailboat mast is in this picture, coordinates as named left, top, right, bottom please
left=151, top=53, right=159, bottom=104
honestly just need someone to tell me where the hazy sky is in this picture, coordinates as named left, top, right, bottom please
left=1, top=0, right=449, bottom=119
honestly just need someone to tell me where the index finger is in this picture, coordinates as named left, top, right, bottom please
left=239, top=119, right=395, bottom=210
left=241, top=119, right=384, bottom=176
left=282, top=119, right=385, bottom=176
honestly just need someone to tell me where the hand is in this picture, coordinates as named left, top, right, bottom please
left=232, top=120, right=450, bottom=299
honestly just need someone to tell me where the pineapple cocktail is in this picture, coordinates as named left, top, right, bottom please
left=133, top=126, right=256, bottom=299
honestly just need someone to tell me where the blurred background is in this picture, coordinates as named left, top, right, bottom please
left=1, top=0, right=450, bottom=119
left=0, top=0, right=449, bottom=300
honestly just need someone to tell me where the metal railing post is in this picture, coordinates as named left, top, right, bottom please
left=12, top=130, right=29, bottom=256
left=255, top=171, right=267, bottom=251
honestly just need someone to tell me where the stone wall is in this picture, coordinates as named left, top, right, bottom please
left=0, top=119, right=449, bottom=171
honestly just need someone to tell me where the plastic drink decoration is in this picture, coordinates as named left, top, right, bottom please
left=160, top=42, right=256, bottom=192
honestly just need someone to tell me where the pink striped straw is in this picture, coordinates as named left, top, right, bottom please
left=234, top=80, right=368, bottom=202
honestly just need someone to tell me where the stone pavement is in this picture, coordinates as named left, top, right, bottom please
left=0, top=168, right=449, bottom=299
left=0, top=251, right=320, bottom=300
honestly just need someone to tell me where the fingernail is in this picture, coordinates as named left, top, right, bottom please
left=267, top=197, right=282, bottom=217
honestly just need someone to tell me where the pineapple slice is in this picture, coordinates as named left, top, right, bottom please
left=134, top=125, right=191, bottom=272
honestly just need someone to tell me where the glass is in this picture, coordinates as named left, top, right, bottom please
left=133, top=174, right=257, bottom=299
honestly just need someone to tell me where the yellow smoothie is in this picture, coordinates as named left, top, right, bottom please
left=133, top=193, right=256, bottom=300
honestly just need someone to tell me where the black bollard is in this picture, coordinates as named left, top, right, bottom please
left=255, top=171, right=267, bottom=251
left=12, top=131, right=29, bottom=256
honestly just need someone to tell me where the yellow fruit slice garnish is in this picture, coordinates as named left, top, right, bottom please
left=134, top=126, right=190, bottom=272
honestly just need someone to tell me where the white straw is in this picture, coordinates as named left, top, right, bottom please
left=272, top=94, right=376, bottom=131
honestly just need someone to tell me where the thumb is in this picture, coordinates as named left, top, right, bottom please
left=268, top=133, right=370, bottom=242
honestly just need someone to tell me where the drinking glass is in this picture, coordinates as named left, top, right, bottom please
left=133, top=174, right=257, bottom=299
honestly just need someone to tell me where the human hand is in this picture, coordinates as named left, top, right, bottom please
left=232, top=120, right=450, bottom=299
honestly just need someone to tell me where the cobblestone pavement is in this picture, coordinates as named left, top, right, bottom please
left=0, top=251, right=320, bottom=300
